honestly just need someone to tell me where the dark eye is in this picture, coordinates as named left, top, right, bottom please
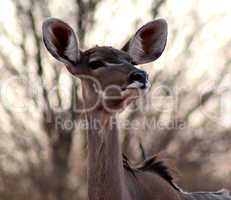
left=131, top=61, right=137, bottom=65
left=89, top=60, right=104, bottom=70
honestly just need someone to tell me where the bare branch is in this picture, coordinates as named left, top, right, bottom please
left=151, top=0, right=167, bottom=18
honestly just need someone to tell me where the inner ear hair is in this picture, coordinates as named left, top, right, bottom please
left=121, top=19, right=168, bottom=65
left=42, top=18, right=80, bottom=65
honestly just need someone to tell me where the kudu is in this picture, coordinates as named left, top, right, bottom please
left=42, top=18, right=231, bottom=200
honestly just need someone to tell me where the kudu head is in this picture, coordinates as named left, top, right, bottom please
left=42, top=18, right=167, bottom=113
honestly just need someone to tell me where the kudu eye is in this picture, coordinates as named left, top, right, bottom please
left=89, top=60, right=105, bottom=70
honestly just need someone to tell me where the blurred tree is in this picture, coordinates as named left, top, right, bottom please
left=121, top=0, right=231, bottom=192
left=0, top=0, right=230, bottom=200
left=0, top=0, right=101, bottom=199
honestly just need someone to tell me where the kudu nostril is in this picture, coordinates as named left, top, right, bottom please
left=129, top=71, right=147, bottom=85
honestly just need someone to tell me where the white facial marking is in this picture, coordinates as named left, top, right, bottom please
left=126, top=81, right=144, bottom=89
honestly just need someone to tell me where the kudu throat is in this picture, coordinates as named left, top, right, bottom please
left=86, top=111, right=126, bottom=200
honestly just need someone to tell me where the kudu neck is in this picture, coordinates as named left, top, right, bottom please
left=81, top=78, right=103, bottom=112
left=85, top=107, right=127, bottom=200
left=80, top=77, right=128, bottom=200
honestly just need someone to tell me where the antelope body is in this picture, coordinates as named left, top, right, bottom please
left=42, top=17, right=231, bottom=200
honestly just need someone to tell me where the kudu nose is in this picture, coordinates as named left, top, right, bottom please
left=129, top=70, right=148, bottom=87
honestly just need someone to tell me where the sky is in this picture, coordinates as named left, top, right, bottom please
left=0, top=0, right=230, bottom=128
left=0, top=0, right=230, bottom=176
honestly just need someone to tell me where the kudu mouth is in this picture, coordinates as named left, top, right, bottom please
left=124, top=80, right=150, bottom=90
left=122, top=70, right=150, bottom=91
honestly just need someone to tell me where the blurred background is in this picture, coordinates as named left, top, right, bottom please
left=0, top=0, right=230, bottom=199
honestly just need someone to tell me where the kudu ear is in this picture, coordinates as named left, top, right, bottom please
left=42, top=18, right=80, bottom=66
left=122, top=19, right=168, bottom=65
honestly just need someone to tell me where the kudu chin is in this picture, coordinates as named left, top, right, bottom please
left=42, top=17, right=231, bottom=200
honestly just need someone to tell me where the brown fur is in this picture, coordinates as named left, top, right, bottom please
left=42, top=18, right=231, bottom=200
left=123, top=154, right=181, bottom=191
